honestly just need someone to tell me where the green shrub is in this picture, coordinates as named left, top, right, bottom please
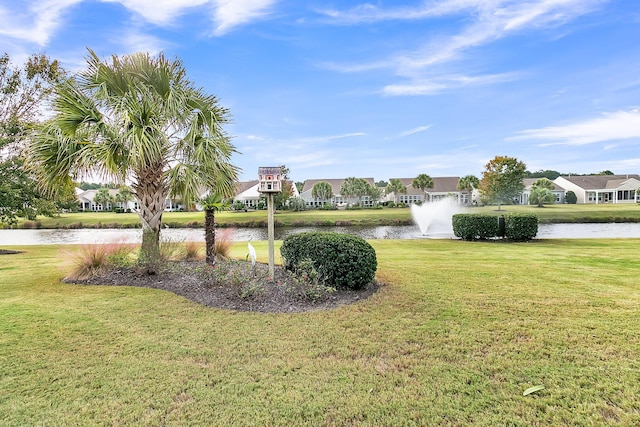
left=565, top=191, right=577, bottom=204
left=280, top=232, right=377, bottom=290
left=452, top=213, right=538, bottom=241
left=504, top=214, right=538, bottom=241
left=452, top=214, right=501, bottom=240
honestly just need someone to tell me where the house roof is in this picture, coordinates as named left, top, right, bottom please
left=235, top=180, right=259, bottom=195
left=523, top=178, right=564, bottom=191
left=558, top=174, right=640, bottom=190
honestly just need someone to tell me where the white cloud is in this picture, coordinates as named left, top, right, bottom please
left=298, top=132, right=366, bottom=143
left=103, top=0, right=209, bottom=25
left=321, top=0, right=603, bottom=94
left=212, top=0, right=277, bottom=36
left=116, top=29, right=170, bottom=55
left=510, top=109, right=640, bottom=146
left=383, top=72, right=520, bottom=96
left=0, top=0, right=82, bottom=45
left=397, top=125, right=432, bottom=138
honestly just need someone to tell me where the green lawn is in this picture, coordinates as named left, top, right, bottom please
left=18, top=202, right=640, bottom=229
left=1, top=239, right=639, bottom=425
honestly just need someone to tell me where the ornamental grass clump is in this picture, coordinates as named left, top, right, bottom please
left=64, top=241, right=136, bottom=280
left=280, top=231, right=377, bottom=290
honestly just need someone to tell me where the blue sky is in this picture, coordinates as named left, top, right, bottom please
left=1, top=0, right=639, bottom=183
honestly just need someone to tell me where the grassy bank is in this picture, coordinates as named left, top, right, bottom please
left=1, top=239, right=639, bottom=425
left=17, top=203, right=640, bottom=229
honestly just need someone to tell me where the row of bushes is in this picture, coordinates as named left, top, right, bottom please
left=452, top=213, right=538, bottom=241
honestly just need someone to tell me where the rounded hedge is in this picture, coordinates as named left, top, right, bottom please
left=280, top=232, right=377, bottom=290
left=452, top=213, right=538, bottom=241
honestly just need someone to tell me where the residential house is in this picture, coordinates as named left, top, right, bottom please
left=76, top=188, right=139, bottom=212
left=300, top=178, right=377, bottom=208
left=232, top=180, right=301, bottom=208
left=386, top=177, right=470, bottom=205
left=518, top=178, right=566, bottom=205
left=553, top=175, right=640, bottom=204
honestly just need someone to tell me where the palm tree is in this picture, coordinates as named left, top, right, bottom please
left=457, top=175, right=480, bottom=205
left=114, top=186, right=133, bottom=211
left=529, top=178, right=555, bottom=207
left=412, top=174, right=433, bottom=203
left=200, top=191, right=227, bottom=266
left=342, top=177, right=369, bottom=206
left=312, top=181, right=333, bottom=205
left=386, top=178, right=406, bottom=205
left=28, top=50, right=238, bottom=271
left=93, top=188, right=113, bottom=211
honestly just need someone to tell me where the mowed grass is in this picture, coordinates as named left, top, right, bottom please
left=1, top=239, right=639, bottom=425
left=21, top=202, right=640, bottom=229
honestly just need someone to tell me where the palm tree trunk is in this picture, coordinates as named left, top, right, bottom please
left=205, top=208, right=215, bottom=266
left=134, top=164, right=168, bottom=274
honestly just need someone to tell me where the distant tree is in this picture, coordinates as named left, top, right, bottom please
left=375, top=180, right=388, bottom=188
left=412, top=174, right=434, bottom=192
left=114, top=186, right=133, bottom=209
left=366, top=183, right=383, bottom=205
left=273, top=165, right=293, bottom=210
left=340, top=177, right=369, bottom=206
left=479, top=155, right=527, bottom=210
left=457, top=175, right=480, bottom=204
left=93, top=188, right=113, bottom=211
left=598, top=170, right=614, bottom=175
left=386, top=178, right=406, bottom=204
left=525, top=169, right=561, bottom=180
left=312, top=181, right=333, bottom=202
left=532, top=178, right=554, bottom=190
left=529, top=178, right=556, bottom=207
left=287, top=196, right=306, bottom=211
left=295, top=181, right=304, bottom=193
left=565, top=191, right=577, bottom=204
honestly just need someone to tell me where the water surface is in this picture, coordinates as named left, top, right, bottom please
left=2, top=223, right=640, bottom=246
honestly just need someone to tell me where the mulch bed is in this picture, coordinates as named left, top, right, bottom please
left=68, top=260, right=380, bottom=313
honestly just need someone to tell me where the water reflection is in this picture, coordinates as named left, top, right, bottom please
left=1, top=223, right=640, bottom=245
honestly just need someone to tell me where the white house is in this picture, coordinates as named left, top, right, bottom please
left=386, top=177, right=471, bottom=205
left=554, top=175, right=640, bottom=204
left=300, top=178, right=377, bottom=208
left=76, top=188, right=139, bottom=212
left=232, top=180, right=300, bottom=208
left=518, top=178, right=566, bottom=205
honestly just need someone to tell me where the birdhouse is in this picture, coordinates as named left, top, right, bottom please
left=258, top=167, right=282, bottom=193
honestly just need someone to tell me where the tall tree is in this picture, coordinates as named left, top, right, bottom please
left=1, top=53, right=64, bottom=153
left=28, top=50, right=238, bottom=271
left=0, top=53, right=65, bottom=226
left=386, top=178, right=406, bottom=204
left=412, top=174, right=433, bottom=192
left=457, top=175, right=480, bottom=205
left=479, top=155, right=526, bottom=210
left=312, top=181, right=333, bottom=202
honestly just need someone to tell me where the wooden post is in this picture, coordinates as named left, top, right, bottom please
left=267, top=192, right=275, bottom=279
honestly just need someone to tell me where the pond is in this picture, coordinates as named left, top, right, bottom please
left=2, top=223, right=640, bottom=245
